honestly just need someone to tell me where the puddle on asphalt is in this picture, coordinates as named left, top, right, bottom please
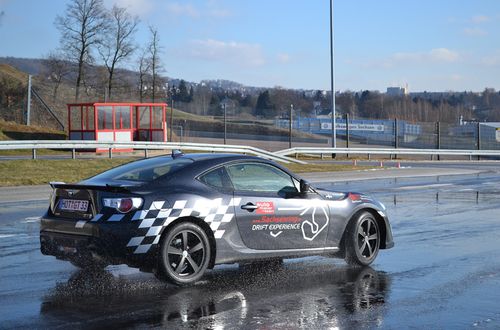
left=39, top=262, right=391, bottom=329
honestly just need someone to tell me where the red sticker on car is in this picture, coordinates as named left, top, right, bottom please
left=256, top=201, right=275, bottom=214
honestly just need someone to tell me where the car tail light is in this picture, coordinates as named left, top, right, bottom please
left=103, top=197, right=143, bottom=213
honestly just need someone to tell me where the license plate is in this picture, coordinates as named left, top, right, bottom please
left=59, top=199, right=89, bottom=212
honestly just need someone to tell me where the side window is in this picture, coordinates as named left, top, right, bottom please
left=199, top=167, right=231, bottom=190
left=226, top=163, right=298, bottom=195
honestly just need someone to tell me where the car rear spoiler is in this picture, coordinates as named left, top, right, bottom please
left=49, top=182, right=131, bottom=193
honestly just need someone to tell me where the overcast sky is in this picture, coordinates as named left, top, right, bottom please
left=0, top=0, right=499, bottom=92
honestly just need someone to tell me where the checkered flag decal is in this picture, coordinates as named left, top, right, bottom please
left=125, top=198, right=241, bottom=254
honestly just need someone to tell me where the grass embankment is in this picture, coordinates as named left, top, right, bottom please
left=0, top=119, right=67, bottom=141
left=0, top=158, right=372, bottom=186
left=0, top=158, right=134, bottom=186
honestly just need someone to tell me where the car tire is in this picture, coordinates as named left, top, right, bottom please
left=345, top=211, right=380, bottom=267
left=156, top=222, right=211, bottom=286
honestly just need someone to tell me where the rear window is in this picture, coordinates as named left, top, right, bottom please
left=90, top=156, right=194, bottom=182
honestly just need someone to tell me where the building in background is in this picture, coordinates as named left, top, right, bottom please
left=386, top=84, right=409, bottom=96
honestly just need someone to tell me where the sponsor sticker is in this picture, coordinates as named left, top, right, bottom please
left=256, top=201, right=275, bottom=214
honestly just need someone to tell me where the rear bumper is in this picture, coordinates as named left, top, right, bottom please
left=40, top=231, right=105, bottom=261
left=40, top=212, right=158, bottom=268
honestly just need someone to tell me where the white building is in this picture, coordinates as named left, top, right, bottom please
left=386, top=85, right=409, bottom=96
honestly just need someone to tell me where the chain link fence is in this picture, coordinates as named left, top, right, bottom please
left=171, top=111, right=500, bottom=153
left=6, top=92, right=500, bottom=153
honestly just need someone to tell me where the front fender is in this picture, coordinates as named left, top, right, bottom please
left=326, top=198, right=393, bottom=251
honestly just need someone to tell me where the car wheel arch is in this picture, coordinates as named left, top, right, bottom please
left=339, top=208, right=388, bottom=255
left=158, top=216, right=217, bottom=269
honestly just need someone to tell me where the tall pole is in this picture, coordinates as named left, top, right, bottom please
left=289, top=104, right=293, bottom=149
left=223, top=103, right=227, bottom=144
left=169, top=99, right=174, bottom=141
left=346, top=113, right=350, bottom=148
left=330, top=0, right=336, bottom=149
left=26, top=75, right=32, bottom=126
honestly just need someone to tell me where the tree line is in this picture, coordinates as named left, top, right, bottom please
left=49, top=0, right=163, bottom=102
left=33, top=0, right=500, bottom=124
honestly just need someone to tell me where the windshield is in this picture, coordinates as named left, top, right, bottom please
left=89, top=156, right=194, bottom=183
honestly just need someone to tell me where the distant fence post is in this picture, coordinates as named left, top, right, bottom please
left=394, top=118, right=398, bottom=149
left=436, top=121, right=441, bottom=161
left=477, top=122, right=481, bottom=150
left=394, top=118, right=398, bottom=160
left=477, top=122, right=481, bottom=160
left=223, top=103, right=227, bottom=145
left=346, top=113, right=350, bottom=158
left=169, top=100, right=174, bottom=142
left=289, top=104, right=293, bottom=149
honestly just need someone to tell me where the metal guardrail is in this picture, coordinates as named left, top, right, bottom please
left=0, top=140, right=306, bottom=164
left=2, top=141, right=499, bottom=163
left=275, top=146, right=500, bottom=159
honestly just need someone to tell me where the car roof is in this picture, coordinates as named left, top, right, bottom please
left=148, top=153, right=280, bottom=184
left=167, top=152, right=264, bottom=163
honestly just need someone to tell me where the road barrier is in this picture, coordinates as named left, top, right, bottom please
left=2, top=141, right=500, bottom=163
left=0, top=140, right=306, bottom=164
left=275, top=146, right=500, bottom=160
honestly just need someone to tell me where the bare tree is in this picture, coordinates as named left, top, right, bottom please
left=44, top=52, right=71, bottom=101
left=98, top=5, right=139, bottom=101
left=55, top=0, right=108, bottom=101
left=137, top=49, right=150, bottom=103
left=148, top=26, right=163, bottom=102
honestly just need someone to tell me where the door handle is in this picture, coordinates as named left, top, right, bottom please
left=241, top=203, right=259, bottom=212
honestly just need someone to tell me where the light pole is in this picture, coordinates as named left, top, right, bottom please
left=26, top=75, right=32, bottom=126
left=289, top=104, right=293, bottom=149
left=330, top=0, right=337, bottom=150
left=220, top=98, right=229, bottom=144
left=223, top=102, right=227, bottom=144
left=169, top=99, right=174, bottom=142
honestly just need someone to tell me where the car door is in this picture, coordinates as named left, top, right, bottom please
left=226, top=162, right=330, bottom=250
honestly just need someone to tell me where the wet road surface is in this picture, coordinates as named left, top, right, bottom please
left=2, top=169, right=500, bottom=328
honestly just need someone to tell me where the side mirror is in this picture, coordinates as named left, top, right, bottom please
left=300, top=179, right=310, bottom=194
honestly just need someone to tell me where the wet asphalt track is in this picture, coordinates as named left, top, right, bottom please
left=1, top=166, right=500, bottom=328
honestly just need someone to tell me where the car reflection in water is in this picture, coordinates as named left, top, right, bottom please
left=41, top=260, right=391, bottom=328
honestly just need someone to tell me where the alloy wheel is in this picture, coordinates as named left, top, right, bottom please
left=356, top=217, right=379, bottom=260
left=166, top=230, right=206, bottom=277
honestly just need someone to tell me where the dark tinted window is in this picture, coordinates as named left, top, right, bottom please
left=199, top=167, right=231, bottom=190
left=90, top=156, right=193, bottom=182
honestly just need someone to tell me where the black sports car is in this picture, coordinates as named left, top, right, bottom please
left=40, top=152, right=393, bottom=285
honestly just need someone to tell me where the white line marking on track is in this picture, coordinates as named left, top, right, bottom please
left=395, top=183, right=453, bottom=190
left=24, top=216, right=41, bottom=223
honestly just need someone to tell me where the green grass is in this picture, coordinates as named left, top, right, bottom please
left=0, top=158, right=135, bottom=186
left=0, top=157, right=374, bottom=186
left=171, top=108, right=217, bottom=122
left=0, top=119, right=66, bottom=141
left=0, top=149, right=73, bottom=156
